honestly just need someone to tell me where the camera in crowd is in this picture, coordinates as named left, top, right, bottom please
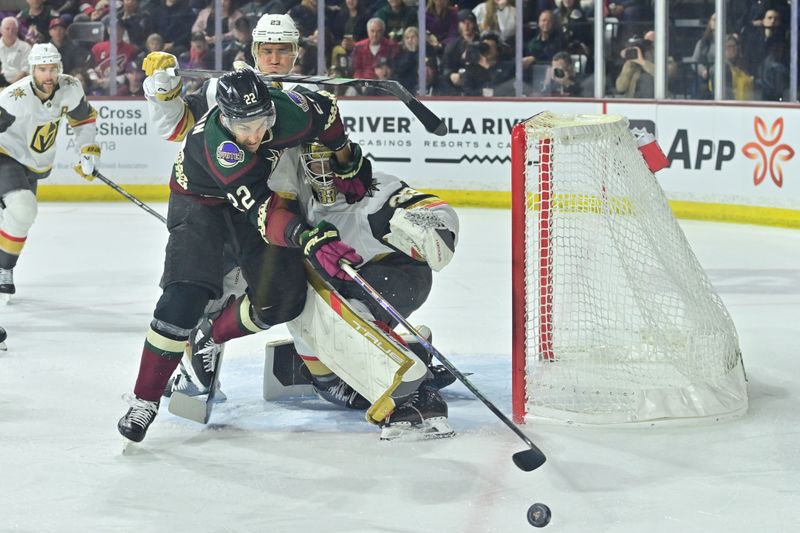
left=622, top=35, right=650, bottom=61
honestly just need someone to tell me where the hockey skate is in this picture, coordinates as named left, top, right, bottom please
left=0, top=268, right=14, bottom=304
left=400, top=326, right=457, bottom=391
left=309, top=370, right=370, bottom=410
left=188, top=317, right=224, bottom=393
left=163, top=364, right=227, bottom=402
left=118, top=393, right=160, bottom=444
left=380, top=383, right=455, bottom=441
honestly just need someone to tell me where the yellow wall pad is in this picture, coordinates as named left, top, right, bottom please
left=38, top=185, right=800, bottom=229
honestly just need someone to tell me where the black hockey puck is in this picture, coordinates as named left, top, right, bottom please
left=527, top=503, right=551, bottom=528
left=0, top=326, right=6, bottom=343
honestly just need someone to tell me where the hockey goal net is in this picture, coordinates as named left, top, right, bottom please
left=511, top=112, right=748, bottom=425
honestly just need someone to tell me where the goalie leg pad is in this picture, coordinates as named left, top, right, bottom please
left=288, top=267, right=429, bottom=423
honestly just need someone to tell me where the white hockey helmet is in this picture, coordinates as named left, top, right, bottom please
left=251, top=14, right=300, bottom=68
left=29, top=43, right=63, bottom=75
left=302, top=142, right=338, bottom=206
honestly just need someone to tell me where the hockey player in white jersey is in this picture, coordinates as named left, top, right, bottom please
left=143, top=14, right=307, bottom=143
left=0, top=43, right=100, bottom=300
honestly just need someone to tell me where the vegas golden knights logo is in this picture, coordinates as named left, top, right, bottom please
left=30, top=121, right=60, bottom=153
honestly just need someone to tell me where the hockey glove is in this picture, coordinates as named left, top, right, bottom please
left=142, top=52, right=182, bottom=101
left=0, top=106, right=15, bottom=133
left=330, top=143, right=376, bottom=204
left=385, top=208, right=456, bottom=271
left=300, top=221, right=363, bottom=281
left=73, top=144, right=101, bottom=181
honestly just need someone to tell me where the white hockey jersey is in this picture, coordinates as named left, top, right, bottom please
left=270, top=147, right=459, bottom=265
left=0, top=74, right=97, bottom=175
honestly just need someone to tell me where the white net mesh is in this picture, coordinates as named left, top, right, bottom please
left=515, top=112, right=748, bottom=425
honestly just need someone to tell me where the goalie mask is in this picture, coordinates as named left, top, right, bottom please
left=251, top=14, right=300, bottom=70
left=302, top=142, right=338, bottom=206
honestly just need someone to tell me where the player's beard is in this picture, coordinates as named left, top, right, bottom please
left=34, top=79, right=56, bottom=96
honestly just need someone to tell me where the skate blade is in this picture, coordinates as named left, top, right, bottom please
left=379, top=417, right=456, bottom=441
left=121, top=437, right=139, bottom=454
left=0, top=293, right=11, bottom=305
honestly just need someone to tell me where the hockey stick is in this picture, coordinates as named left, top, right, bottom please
left=92, top=171, right=167, bottom=224
left=340, top=263, right=547, bottom=472
left=172, top=68, right=448, bottom=137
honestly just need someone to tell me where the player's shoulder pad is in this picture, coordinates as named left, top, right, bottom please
left=57, top=74, right=88, bottom=99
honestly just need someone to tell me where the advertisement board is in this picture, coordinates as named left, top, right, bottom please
left=44, top=98, right=800, bottom=219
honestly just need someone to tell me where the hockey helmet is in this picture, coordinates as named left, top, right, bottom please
left=216, top=68, right=276, bottom=133
left=251, top=14, right=300, bottom=68
left=28, top=43, right=63, bottom=75
left=302, top=142, right=338, bottom=206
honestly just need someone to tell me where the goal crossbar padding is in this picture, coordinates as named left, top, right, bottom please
left=511, top=112, right=748, bottom=425
left=287, top=266, right=428, bottom=423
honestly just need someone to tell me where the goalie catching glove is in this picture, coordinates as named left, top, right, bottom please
left=142, top=51, right=182, bottom=101
left=73, top=144, right=101, bottom=181
left=330, top=143, right=376, bottom=204
left=300, top=220, right=363, bottom=281
left=385, top=207, right=456, bottom=271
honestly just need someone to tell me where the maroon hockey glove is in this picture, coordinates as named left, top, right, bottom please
left=330, top=143, right=376, bottom=204
left=300, top=221, right=363, bottom=281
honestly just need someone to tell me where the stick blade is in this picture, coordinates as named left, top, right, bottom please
left=406, top=98, right=447, bottom=136
left=168, top=391, right=212, bottom=424
left=512, top=449, right=547, bottom=472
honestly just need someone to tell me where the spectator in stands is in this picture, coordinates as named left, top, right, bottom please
left=351, top=17, right=399, bottom=79
left=223, top=17, right=253, bottom=69
left=69, top=67, right=100, bottom=95
left=330, top=33, right=356, bottom=78
left=743, top=8, right=787, bottom=76
left=52, top=1, right=81, bottom=19
left=542, top=50, right=582, bottom=96
left=0, top=17, right=32, bottom=88
left=426, top=0, right=458, bottom=45
left=239, top=0, right=289, bottom=21
left=376, top=0, right=418, bottom=42
left=607, top=0, right=653, bottom=23
left=74, top=0, right=110, bottom=23
left=17, top=0, right=53, bottom=44
left=709, top=34, right=753, bottom=100
left=615, top=30, right=676, bottom=98
left=451, top=31, right=514, bottom=96
left=48, top=17, right=91, bottom=74
left=181, top=31, right=213, bottom=69
left=423, top=56, right=453, bottom=95
left=148, top=0, right=194, bottom=55
left=289, top=0, right=318, bottom=37
left=522, top=10, right=566, bottom=69
left=90, top=27, right=140, bottom=93
left=441, top=9, right=479, bottom=84
left=117, top=59, right=145, bottom=97
left=393, top=26, right=420, bottom=92
left=362, top=55, right=394, bottom=95
left=690, top=13, right=716, bottom=98
left=330, top=0, right=369, bottom=42
left=472, top=0, right=516, bottom=44
left=192, top=0, right=242, bottom=44
left=118, top=0, right=151, bottom=49
left=557, top=0, right=591, bottom=52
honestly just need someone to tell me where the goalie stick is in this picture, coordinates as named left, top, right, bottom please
left=340, top=263, right=547, bottom=472
left=171, top=67, right=448, bottom=137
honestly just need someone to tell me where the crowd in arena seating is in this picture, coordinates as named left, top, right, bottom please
left=0, top=0, right=795, bottom=101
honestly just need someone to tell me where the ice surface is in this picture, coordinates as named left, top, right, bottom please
left=0, top=204, right=798, bottom=532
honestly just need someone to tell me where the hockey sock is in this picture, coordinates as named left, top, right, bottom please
left=210, top=294, right=266, bottom=343
left=133, top=327, right=185, bottom=401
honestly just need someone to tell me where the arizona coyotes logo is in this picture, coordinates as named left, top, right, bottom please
left=741, top=117, right=795, bottom=188
left=30, top=121, right=60, bottom=153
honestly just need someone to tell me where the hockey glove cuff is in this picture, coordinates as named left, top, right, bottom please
left=330, top=143, right=376, bottom=204
left=299, top=220, right=363, bottom=281
left=74, top=144, right=101, bottom=181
